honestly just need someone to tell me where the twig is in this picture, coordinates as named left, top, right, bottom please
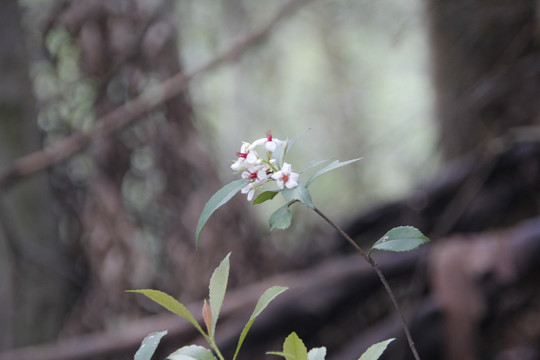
left=0, top=0, right=312, bottom=192
left=313, top=206, right=422, bottom=360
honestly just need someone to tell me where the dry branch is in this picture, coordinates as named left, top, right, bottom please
left=0, top=0, right=312, bottom=192
left=0, top=249, right=423, bottom=360
left=2, top=214, right=540, bottom=360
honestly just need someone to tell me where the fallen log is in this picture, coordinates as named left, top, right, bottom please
left=2, top=215, right=540, bottom=359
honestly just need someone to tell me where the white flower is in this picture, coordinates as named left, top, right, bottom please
left=231, top=143, right=258, bottom=171
left=271, top=162, right=299, bottom=189
left=241, top=168, right=268, bottom=184
left=241, top=183, right=256, bottom=201
left=240, top=167, right=268, bottom=201
left=249, top=131, right=284, bottom=152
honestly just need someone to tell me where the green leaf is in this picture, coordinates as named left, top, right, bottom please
left=168, top=345, right=218, bottom=360
left=253, top=190, right=279, bottom=204
left=281, top=183, right=314, bottom=209
left=233, top=286, right=288, bottom=360
left=305, top=158, right=363, bottom=187
left=208, top=253, right=230, bottom=337
left=299, top=159, right=330, bottom=174
left=272, top=138, right=288, bottom=166
left=308, top=347, right=327, bottom=360
left=358, top=338, right=395, bottom=360
left=267, top=351, right=290, bottom=358
left=282, top=332, right=309, bottom=360
left=134, top=330, right=167, bottom=360
left=196, top=179, right=246, bottom=245
left=269, top=204, right=293, bottom=231
left=127, top=290, right=206, bottom=337
left=369, top=226, right=430, bottom=256
left=272, top=129, right=308, bottom=165
left=283, top=129, right=308, bottom=157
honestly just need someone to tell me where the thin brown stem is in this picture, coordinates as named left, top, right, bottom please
left=313, top=207, right=421, bottom=360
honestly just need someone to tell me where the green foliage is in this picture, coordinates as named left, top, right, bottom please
left=253, top=190, right=279, bottom=204
left=369, top=226, right=429, bottom=256
left=127, top=289, right=207, bottom=338
left=272, top=138, right=289, bottom=166
left=281, top=183, right=314, bottom=209
left=268, top=334, right=394, bottom=360
left=155, top=133, right=426, bottom=360
left=269, top=204, right=293, bottom=231
left=208, top=254, right=230, bottom=337
left=268, top=332, right=309, bottom=360
left=233, top=286, right=288, bottom=360
left=195, top=179, right=246, bottom=245
left=299, top=159, right=330, bottom=174
left=357, top=338, right=395, bottom=360
left=131, top=254, right=288, bottom=360
left=134, top=330, right=168, bottom=360
left=195, top=132, right=365, bottom=241
left=168, top=345, right=218, bottom=360
left=305, top=158, right=363, bottom=187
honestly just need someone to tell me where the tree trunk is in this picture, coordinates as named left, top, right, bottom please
left=427, top=0, right=540, bottom=160
left=0, top=0, right=73, bottom=349
left=45, top=0, right=281, bottom=336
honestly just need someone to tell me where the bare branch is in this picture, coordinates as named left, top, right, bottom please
left=0, top=0, right=311, bottom=191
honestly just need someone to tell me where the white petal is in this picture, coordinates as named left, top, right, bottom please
left=282, top=162, right=292, bottom=174
left=249, top=138, right=266, bottom=150
left=231, top=159, right=244, bottom=171
left=276, top=179, right=285, bottom=189
left=265, top=141, right=277, bottom=152
left=241, top=183, right=252, bottom=194
left=241, top=171, right=251, bottom=180
left=246, top=151, right=258, bottom=164
left=257, top=169, right=268, bottom=180
left=285, top=179, right=298, bottom=189
left=247, top=189, right=255, bottom=201
left=271, top=171, right=282, bottom=180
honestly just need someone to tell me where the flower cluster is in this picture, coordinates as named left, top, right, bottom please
left=231, top=131, right=299, bottom=201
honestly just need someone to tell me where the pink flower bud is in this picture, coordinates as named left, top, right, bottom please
left=202, top=299, right=213, bottom=335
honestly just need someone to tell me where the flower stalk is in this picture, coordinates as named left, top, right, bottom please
left=312, top=206, right=421, bottom=360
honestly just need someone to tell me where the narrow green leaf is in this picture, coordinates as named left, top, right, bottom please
left=134, top=330, right=167, bottom=360
left=308, top=347, right=327, bottom=360
left=358, top=338, right=395, bottom=360
left=233, top=286, right=288, bottom=360
left=299, top=159, right=330, bottom=174
left=269, top=204, right=293, bottom=231
left=369, top=226, right=430, bottom=256
left=281, top=183, right=314, bottom=209
left=272, top=129, right=308, bottom=165
left=272, top=138, right=288, bottom=166
left=267, top=351, right=290, bottom=358
left=282, top=332, right=309, bottom=360
left=196, top=179, right=246, bottom=245
left=282, top=129, right=308, bottom=158
left=305, top=158, right=363, bottom=187
left=208, top=253, right=230, bottom=337
left=253, top=190, right=279, bottom=204
left=128, top=290, right=205, bottom=336
left=167, top=345, right=218, bottom=360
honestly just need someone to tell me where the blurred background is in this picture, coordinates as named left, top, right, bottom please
left=1, top=0, right=540, bottom=359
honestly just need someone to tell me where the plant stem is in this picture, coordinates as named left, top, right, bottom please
left=210, top=339, right=226, bottom=360
left=313, top=207, right=421, bottom=360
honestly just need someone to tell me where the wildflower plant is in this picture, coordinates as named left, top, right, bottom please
left=130, top=130, right=430, bottom=360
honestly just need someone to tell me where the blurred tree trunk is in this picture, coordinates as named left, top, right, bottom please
left=0, top=0, right=74, bottom=349
left=48, top=0, right=280, bottom=336
left=427, top=0, right=540, bottom=160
